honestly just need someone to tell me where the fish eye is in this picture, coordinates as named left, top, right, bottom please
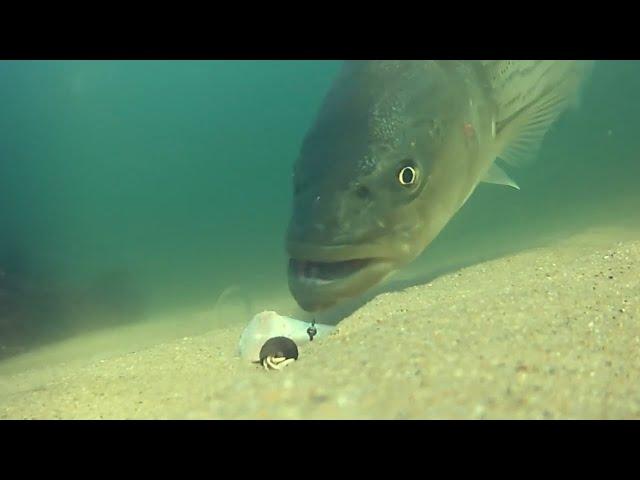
left=397, top=163, right=418, bottom=186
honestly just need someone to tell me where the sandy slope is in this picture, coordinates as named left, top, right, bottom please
left=0, top=229, right=639, bottom=419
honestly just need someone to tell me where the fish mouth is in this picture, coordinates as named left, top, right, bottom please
left=289, top=258, right=374, bottom=284
left=287, top=244, right=395, bottom=311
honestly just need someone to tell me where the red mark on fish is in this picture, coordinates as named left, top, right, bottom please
left=463, top=122, right=475, bottom=138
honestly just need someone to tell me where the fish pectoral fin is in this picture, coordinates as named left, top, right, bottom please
left=482, top=163, right=520, bottom=190
left=495, top=92, right=572, bottom=167
left=483, top=61, right=593, bottom=167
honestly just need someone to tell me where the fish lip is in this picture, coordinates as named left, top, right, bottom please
left=286, top=241, right=393, bottom=263
left=287, top=255, right=395, bottom=311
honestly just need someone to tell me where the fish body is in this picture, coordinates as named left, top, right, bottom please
left=287, top=61, right=594, bottom=311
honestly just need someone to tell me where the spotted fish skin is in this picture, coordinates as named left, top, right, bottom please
left=287, top=61, right=594, bottom=312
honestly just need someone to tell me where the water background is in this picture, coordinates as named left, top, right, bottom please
left=1, top=60, right=638, bottom=357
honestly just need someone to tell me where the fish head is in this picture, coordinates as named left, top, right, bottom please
left=286, top=61, right=461, bottom=312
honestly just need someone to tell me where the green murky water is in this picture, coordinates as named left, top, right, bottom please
left=0, top=60, right=638, bottom=358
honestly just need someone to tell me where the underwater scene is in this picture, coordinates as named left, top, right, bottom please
left=0, top=60, right=639, bottom=419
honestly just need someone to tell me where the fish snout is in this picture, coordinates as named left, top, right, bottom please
left=287, top=195, right=347, bottom=245
left=287, top=217, right=340, bottom=246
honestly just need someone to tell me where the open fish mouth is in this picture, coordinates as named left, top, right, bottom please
left=287, top=250, right=394, bottom=311
left=289, top=258, right=374, bottom=284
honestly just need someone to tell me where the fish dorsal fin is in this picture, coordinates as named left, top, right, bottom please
left=481, top=60, right=594, bottom=167
left=482, top=163, right=520, bottom=190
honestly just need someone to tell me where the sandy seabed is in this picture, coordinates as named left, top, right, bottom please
left=0, top=228, right=639, bottom=419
